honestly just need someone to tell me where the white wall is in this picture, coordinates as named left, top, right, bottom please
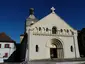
left=0, top=42, right=16, bottom=60
left=28, top=30, right=80, bottom=60
left=26, top=12, right=80, bottom=60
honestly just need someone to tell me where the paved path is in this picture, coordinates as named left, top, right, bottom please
left=2, top=58, right=85, bottom=64
left=56, top=61, right=85, bottom=64
left=28, top=61, right=85, bottom=64
left=1, top=61, right=85, bottom=64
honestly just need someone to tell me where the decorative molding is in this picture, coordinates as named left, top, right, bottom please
left=29, top=29, right=34, bottom=31
left=33, top=33, right=74, bottom=37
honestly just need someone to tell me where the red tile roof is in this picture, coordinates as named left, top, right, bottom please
left=0, top=32, right=15, bottom=43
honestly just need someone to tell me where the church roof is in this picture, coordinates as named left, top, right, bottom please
left=26, top=15, right=38, bottom=23
left=26, top=8, right=38, bottom=26
left=0, top=32, right=15, bottom=43
left=31, top=7, right=74, bottom=30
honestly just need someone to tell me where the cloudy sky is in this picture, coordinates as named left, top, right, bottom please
left=0, top=0, right=85, bottom=43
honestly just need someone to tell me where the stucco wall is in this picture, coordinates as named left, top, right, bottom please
left=28, top=31, right=80, bottom=60
left=0, top=42, right=16, bottom=59
left=26, top=11, right=80, bottom=60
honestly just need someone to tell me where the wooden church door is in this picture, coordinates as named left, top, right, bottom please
left=50, top=48, right=57, bottom=58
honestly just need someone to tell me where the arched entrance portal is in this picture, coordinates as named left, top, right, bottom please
left=50, top=39, right=64, bottom=59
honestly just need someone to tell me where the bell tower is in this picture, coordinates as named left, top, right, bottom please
left=25, top=8, right=38, bottom=33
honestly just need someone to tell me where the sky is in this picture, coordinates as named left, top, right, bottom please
left=0, top=0, right=85, bottom=43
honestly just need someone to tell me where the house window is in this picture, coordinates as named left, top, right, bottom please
left=4, top=53, right=8, bottom=57
left=36, top=45, right=39, bottom=52
left=52, top=26, right=57, bottom=34
left=71, top=46, right=73, bottom=52
left=0, top=44, right=1, bottom=48
left=5, top=44, right=10, bottom=48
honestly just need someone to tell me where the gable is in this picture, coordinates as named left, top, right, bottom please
left=31, top=12, right=75, bottom=31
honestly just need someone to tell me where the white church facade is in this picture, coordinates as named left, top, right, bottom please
left=25, top=7, right=80, bottom=60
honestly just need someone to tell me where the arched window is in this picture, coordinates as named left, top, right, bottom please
left=52, top=26, right=57, bottom=34
left=36, top=45, right=39, bottom=52
left=67, top=29, right=69, bottom=33
left=60, top=29, right=63, bottom=32
left=46, top=28, right=49, bottom=31
left=71, top=46, right=73, bottom=52
left=39, top=27, right=41, bottom=31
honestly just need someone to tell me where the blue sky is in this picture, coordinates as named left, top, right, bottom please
left=0, top=0, right=85, bottom=43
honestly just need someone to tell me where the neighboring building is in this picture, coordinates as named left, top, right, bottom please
left=25, top=7, right=80, bottom=61
left=0, top=32, right=16, bottom=62
left=78, top=28, right=85, bottom=57
left=5, top=33, right=27, bottom=62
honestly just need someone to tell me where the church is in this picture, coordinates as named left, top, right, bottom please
left=23, top=7, right=80, bottom=61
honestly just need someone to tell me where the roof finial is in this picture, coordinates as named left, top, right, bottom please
left=29, top=8, right=34, bottom=15
left=51, top=7, right=55, bottom=13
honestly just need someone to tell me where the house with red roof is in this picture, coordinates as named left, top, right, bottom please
left=0, top=32, right=16, bottom=62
